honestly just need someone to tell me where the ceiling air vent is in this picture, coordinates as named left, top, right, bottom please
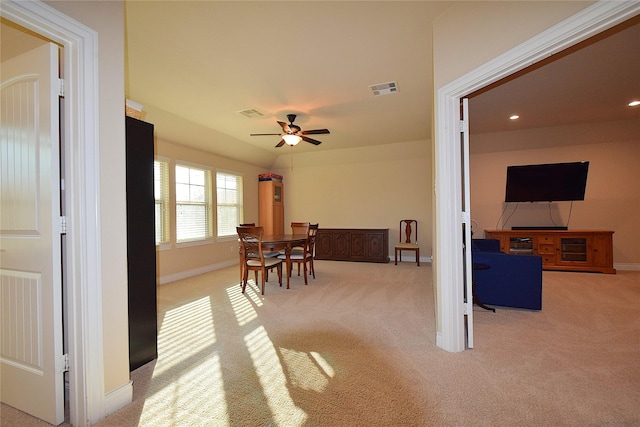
left=369, top=81, right=398, bottom=96
left=238, top=109, right=264, bottom=118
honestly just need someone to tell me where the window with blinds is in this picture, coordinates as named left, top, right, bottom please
left=216, top=171, right=244, bottom=237
left=153, top=159, right=170, bottom=245
left=175, top=163, right=213, bottom=243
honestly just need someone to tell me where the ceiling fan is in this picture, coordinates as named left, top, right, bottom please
left=250, top=114, right=330, bottom=147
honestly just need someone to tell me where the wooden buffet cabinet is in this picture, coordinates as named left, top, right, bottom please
left=484, top=229, right=615, bottom=274
left=315, top=228, right=390, bottom=263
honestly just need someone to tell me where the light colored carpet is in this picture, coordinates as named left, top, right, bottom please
left=2, top=262, right=639, bottom=426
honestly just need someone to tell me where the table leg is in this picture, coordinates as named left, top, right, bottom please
left=285, top=243, right=291, bottom=289
left=472, top=287, right=495, bottom=312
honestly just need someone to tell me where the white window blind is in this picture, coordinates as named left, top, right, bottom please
left=216, top=171, right=244, bottom=237
left=154, top=159, right=170, bottom=245
left=176, top=164, right=213, bottom=243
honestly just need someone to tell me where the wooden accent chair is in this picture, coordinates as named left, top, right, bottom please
left=279, top=223, right=318, bottom=285
left=237, top=226, right=283, bottom=295
left=394, top=219, right=420, bottom=266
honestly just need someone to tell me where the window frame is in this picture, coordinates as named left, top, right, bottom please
left=215, top=169, right=244, bottom=240
left=174, top=161, right=214, bottom=246
left=153, top=156, right=171, bottom=249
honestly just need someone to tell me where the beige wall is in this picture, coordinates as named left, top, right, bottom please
left=157, top=139, right=432, bottom=277
left=45, top=0, right=128, bottom=394
left=470, top=123, right=640, bottom=267
left=271, top=140, right=433, bottom=260
left=155, top=139, right=265, bottom=281
left=432, top=1, right=594, bottom=88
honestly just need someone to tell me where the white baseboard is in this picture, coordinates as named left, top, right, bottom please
left=104, top=380, right=133, bottom=417
left=161, top=256, right=434, bottom=285
left=159, top=260, right=237, bottom=285
left=614, top=263, right=640, bottom=271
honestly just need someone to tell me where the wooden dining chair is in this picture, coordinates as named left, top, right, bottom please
left=291, top=221, right=310, bottom=236
left=394, top=219, right=420, bottom=266
left=290, top=221, right=310, bottom=252
left=279, top=223, right=318, bottom=285
left=238, top=223, right=255, bottom=285
left=237, top=226, right=283, bottom=295
left=282, top=222, right=310, bottom=274
left=238, top=223, right=280, bottom=286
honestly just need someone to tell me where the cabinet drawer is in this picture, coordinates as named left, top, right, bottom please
left=538, top=235, right=555, bottom=244
left=538, top=244, right=555, bottom=254
left=541, top=254, right=556, bottom=264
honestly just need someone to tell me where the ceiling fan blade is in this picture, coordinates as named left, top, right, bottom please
left=302, top=129, right=330, bottom=135
left=302, top=135, right=322, bottom=145
left=275, top=139, right=286, bottom=148
left=250, top=133, right=281, bottom=136
left=278, top=121, right=292, bottom=133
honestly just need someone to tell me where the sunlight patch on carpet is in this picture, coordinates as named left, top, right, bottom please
left=139, top=353, right=229, bottom=426
left=227, top=284, right=258, bottom=325
left=245, top=326, right=308, bottom=424
left=154, top=297, right=216, bottom=375
left=279, top=348, right=331, bottom=392
left=311, top=351, right=335, bottom=378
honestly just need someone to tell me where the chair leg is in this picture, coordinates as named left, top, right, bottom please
left=277, top=263, right=282, bottom=287
left=395, top=249, right=398, bottom=265
left=242, top=268, right=249, bottom=293
left=310, top=259, right=315, bottom=279
left=416, top=249, right=420, bottom=267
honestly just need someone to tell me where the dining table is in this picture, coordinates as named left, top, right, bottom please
left=261, top=233, right=308, bottom=289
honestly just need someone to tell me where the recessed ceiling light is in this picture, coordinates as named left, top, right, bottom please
left=509, top=115, right=520, bottom=120
left=628, top=100, right=640, bottom=107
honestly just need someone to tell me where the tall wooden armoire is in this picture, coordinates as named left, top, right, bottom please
left=125, top=116, right=158, bottom=371
left=258, top=178, right=284, bottom=235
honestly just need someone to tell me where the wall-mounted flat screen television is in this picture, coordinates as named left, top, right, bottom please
left=505, top=161, right=589, bottom=202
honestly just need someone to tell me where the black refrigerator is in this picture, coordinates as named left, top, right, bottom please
left=125, top=116, right=157, bottom=371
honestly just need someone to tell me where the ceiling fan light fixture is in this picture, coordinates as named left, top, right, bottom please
left=283, top=134, right=302, bottom=146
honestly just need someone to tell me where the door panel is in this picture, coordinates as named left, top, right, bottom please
left=461, top=98, right=474, bottom=348
left=0, top=42, right=64, bottom=425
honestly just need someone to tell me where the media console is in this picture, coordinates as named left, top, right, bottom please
left=484, top=229, right=615, bottom=274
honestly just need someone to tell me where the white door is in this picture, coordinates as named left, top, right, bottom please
left=0, top=42, right=65, bottom=425
left=460, top=98, right=474, bottom=348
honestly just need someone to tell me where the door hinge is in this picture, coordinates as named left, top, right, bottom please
left=57, top=353, right=69, bottom=374
left=463, top=301, right=472, bottom=315
left=60, top=216, right=67, bottom=234
left=58, top=78, right=65, bottom=97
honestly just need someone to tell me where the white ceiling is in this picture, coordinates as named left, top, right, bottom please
left=2, top=4, right=638, bottom=169
left=468, top=15, right=640, bottom=134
